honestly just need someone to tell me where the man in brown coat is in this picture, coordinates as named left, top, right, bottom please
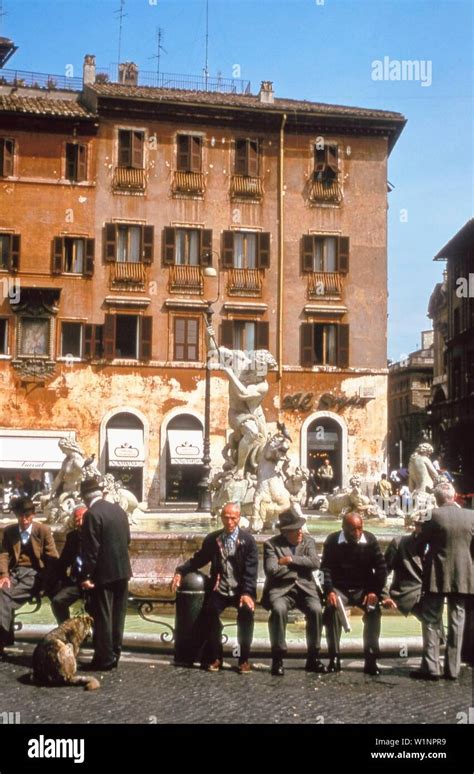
left=0, top=497, right=58, bottom=654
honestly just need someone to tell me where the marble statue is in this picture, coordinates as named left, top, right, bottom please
left=408, top=443, right=440, bottom=494
left=206, top=326, right=308, bottom=532
left=326, top=475, right=384, bottom=520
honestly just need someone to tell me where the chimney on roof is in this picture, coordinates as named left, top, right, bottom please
left=83, top=55, right=96, bottom=85
left=259, top=81, right=274, bottom=104
left=118, top=62, right=138, bottom=86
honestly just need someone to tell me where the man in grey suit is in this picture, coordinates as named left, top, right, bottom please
left=262, top=510, right=326, bottom=676
left=410, top=481, right=474, bottom=681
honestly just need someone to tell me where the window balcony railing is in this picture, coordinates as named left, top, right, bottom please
left=309, top=179, right=343, bottom=204
left=226, top=268, right=263, bottom=297
left=168, top=264, right=203, bottom=295
left=230, top=175, right=264, bottom=200
left=171, top=171, right=205, bottom=196
left=112, top=167, right=146, bottom=193
left=110, top=262, right=147, bottom=291
left=307, top=272, right=343, bottom=299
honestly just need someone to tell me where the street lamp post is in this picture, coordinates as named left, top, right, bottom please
left=197, top=264, right=220, bottom=512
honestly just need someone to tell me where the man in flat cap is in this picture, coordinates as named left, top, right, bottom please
left=262, top=509, right=326, bottom=676
left=0, top=497, right=58, bottom=654
left=79, top=478, right=132, bottom=671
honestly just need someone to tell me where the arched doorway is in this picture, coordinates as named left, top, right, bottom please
left=105, top=411, right=145, bottom=501
left=165, top=414, right=204, bottom=502
left=301, top=412, right=346, bottom=490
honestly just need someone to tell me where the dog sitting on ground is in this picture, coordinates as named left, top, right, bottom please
left=31, top=614, right=100, bottom=691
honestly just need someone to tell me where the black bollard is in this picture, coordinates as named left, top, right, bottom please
left=174, top=571, right=207, bottom=666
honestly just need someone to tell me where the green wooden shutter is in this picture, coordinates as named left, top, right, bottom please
left=132, top=131, right=144, bottom=169
left=140, top=316, right=153, bottom=360
left=163, top=227, right=176, bottom=265
left=235, top=139, right=247, bottom=175
left=222, top=231, right=234, bottom=268
left=256, top=321, right=269, bottom=349
left=257, top=232, right=270, bottom=269
left=338, top=236, right=349, bottom=273
left=142, top=226, right=154, bottom=264
left=84, top=239, right=95, bottom=276
left=337, top=324, right=349, bottom=368
left=301, top=323, right=314, bottom=367
left=302, top=235, right=314, bottom=273
left=77, top=144, right=87, bottom=182
left=118, top=130, right=131, bottom=167
left=220, top=320, right=234, bottom=348
left=104, top=223, right=117, bottom=262
left=103, top=314, right=116, bottom=359
left=52, top=237, right=63, bottom=274
left=200, top=229, right=213, bottom=267
left=177, top=135, right=189, bottom=171
left=248, top=140, right=259, bottom=177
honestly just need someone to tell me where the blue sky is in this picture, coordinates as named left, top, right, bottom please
left=2, top=0, right=473, bottom=361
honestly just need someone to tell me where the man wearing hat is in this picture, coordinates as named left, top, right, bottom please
left=79, top=478, right=132, bottom=671
left=0, top=497, right=58, bottom=654
left=261, top=509, right=326, bottom=676
left=50, top=505, right=87, bottom=624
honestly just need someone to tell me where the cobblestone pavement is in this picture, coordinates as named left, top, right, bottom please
left=0, top=645, right=472, bottom=725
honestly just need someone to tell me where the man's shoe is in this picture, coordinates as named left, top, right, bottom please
left=305, top=657, right=328, bottom=674
left=238, top=661, right=252, bottom=674
left=409, top=670, right=439, bottom=682
left=271, top=659, right=284, bottom=677
left=86, top=657, right=118, bottom=672
left=206, top=659, right=222, bottom=672
left=327, top=656, right=342, bottom=673
left=364, top=657, right=381, bottom=676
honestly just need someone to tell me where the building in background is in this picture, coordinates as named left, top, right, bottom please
left=428, top=220, right=474, bottom=491
left=0, top=52, right=405, bottom=506
left=387, top=331, right=434, bottom=470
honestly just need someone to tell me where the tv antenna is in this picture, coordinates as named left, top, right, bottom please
left=203, top=0, right=209, bottom=89
left=115, top=0, right=128, bottom=66
left=149, top=27, right=167, bottom=80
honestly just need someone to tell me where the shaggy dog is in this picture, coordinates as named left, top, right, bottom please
left=31, top=614, right=100, bottom=691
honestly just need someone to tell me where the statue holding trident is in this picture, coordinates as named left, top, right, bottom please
left=205, top=324, right=278, bottom=479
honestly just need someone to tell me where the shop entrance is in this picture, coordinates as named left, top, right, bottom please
left=165, top=414, right=203, bottom=502
left=306, top=416, right=342, bottom=492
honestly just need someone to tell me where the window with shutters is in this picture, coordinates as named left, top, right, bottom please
left=65, top=143, right=87, bottom=183
left=300, top=322, right=349, bottom=368
left=0, top=318, right=8, bottom=355
left=231, top=139, right=263, bottom=199
left=118, top=130, right=144, bottom=169
left=310, top=143, right=342, bottom=204
left=302, top=235, right=348, bottom=298
left=177, top=135, right=202, bottom=172
left=172, top=134, right=205, bottom=196
left=103, top=314, right=152, bottom=361
left=164, top=228, right=212, bottom=294
left=0, top=138, right=15, bottom=177
left=220, top=320, right=269, bottom=352
left=0, top=233, right=20, bottom=272
left=104, top=224, right=154, bottom=269
left=173, top=317, right=200, bottom=361
left=113, top=129, right=146, bottom=192
left=61, top=322, right=83, bottom=358
left=51, top=236, right=94, bottom=276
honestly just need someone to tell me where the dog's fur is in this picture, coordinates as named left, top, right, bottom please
left=31, top=614, right=100, bottom=691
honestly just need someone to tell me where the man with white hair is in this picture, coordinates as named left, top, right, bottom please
left=410, top=481, right=474, bottom=681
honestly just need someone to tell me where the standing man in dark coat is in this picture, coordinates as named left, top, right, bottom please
left=321, top=512, right=387, bottom=675
left=171, top=502, right=258, bottom=674
left=0, top=497, right=58, bottom=654
left=50, top=505, right=87, bottom=624
left=410, top=481, right=474, bottom=681
left=262, top=510, right=326, bottom=676
left=80, top=479, right=132, bottom=671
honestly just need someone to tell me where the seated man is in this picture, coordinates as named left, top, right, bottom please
left=321, top=512, right=387, bottom=675
left=171, top=502, right=258, bottom=674
left=262, top=510, right=326, bottom=676
left=0, top=497, right=58, bottom=654
left=50, top=505, right=86, bottom=624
